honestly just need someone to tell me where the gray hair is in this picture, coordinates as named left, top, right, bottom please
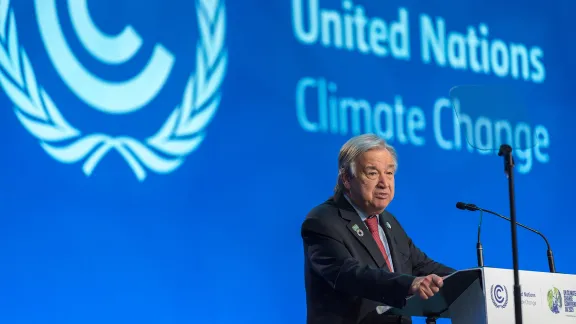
left=334, top=134, right=398, bottom=194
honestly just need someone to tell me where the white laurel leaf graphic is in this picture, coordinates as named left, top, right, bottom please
left=0, top=0, right=227, bottom=181
left=148, top=0, right=227, bottom=157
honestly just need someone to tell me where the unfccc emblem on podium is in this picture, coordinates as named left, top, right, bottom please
left=0, top=0, right=228, bottom=181
left=490, top=284, right=509, bottom=309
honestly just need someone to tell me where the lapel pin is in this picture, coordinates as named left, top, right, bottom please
left=352, top=224, right=364, bottom=237
left=386, top=222, right=392, bottom=229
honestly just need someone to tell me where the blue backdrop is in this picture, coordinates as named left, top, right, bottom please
left=1, top=0, right=575, bottom=323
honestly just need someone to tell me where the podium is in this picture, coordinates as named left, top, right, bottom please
left=385, top=267, right=576, bottom=323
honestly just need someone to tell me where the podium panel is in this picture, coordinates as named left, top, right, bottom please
left=386, top=267, right=576, bottom=324
left=483, top=267, right=576, bottom=323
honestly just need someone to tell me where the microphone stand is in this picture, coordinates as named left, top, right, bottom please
left=477, top=241, right=484, bottom=267
left=547, top=249, right=556, bottom=273
left=477, top=211, right=484, bottom=267
left=477, top=242, right=484, bottom=267
left=498, top=144, right=522, bottom=324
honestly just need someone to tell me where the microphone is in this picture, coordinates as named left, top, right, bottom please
left=456, top=202, right=556, bottom=273
left=456, top=202, right=479, bottom=211
left=456, top=202, right=485, bottom=267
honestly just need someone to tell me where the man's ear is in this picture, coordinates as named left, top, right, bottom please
left=343, top=171, right=351, bottom=190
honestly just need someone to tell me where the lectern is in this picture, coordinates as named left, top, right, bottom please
left=385, top=267, right=576, bottom=323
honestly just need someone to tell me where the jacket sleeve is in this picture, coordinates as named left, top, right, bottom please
left=302, top=217, right=416, bottom=308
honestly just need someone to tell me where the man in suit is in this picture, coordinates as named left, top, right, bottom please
left=301, top=134, right=455, bottom=324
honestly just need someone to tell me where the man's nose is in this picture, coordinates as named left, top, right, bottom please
left=378, top=174, right=388, bottom=187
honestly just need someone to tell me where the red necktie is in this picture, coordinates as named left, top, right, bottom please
left=365, top=216, right=393, bottom=272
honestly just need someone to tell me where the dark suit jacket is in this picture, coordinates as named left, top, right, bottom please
left=301, top=192, right=455, bottom=324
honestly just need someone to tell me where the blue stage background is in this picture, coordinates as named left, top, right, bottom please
left=0, top=0, right=575, bottom=323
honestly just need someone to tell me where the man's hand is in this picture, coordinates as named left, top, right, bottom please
left=409, top=274, right=444, bottom=300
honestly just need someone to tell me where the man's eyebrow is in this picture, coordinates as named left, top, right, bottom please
left=363, top=165, right=396, bottom=171
left=385, top=165, right=397, bottom=172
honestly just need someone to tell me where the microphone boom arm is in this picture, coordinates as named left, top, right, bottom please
left=476, top=206, right=556, bottom=273
left=456, top=201, right=556, bottom=273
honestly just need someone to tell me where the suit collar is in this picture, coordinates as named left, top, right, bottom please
left=333, top=191, right=406, bottom=272
left=333, top=191, right=387, bottom=269
left=343, top=194, right=373, bottom=223
left=378, top=212, right=403, bottom=272
left=333, top=190, right=356, bottom=216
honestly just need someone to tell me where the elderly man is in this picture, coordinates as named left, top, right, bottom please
left=301, top=134, right=455, bottom=324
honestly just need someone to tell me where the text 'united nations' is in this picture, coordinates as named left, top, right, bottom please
left=292, top=0, right=545, bottom=83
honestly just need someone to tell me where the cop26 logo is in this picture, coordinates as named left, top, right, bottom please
left=0, top=0, right=227, bottom=181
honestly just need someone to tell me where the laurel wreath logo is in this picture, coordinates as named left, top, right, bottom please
left=0, top=0, right=227, bottom=181
left=490, top=284, right=509, bottom=309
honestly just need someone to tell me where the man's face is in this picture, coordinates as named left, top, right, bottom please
left=345, top=149, right=396, bottom=215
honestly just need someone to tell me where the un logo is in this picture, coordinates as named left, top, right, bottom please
left=490, top=284, right=509, bottom=309
left=0, top=0, right=227, bottom=181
